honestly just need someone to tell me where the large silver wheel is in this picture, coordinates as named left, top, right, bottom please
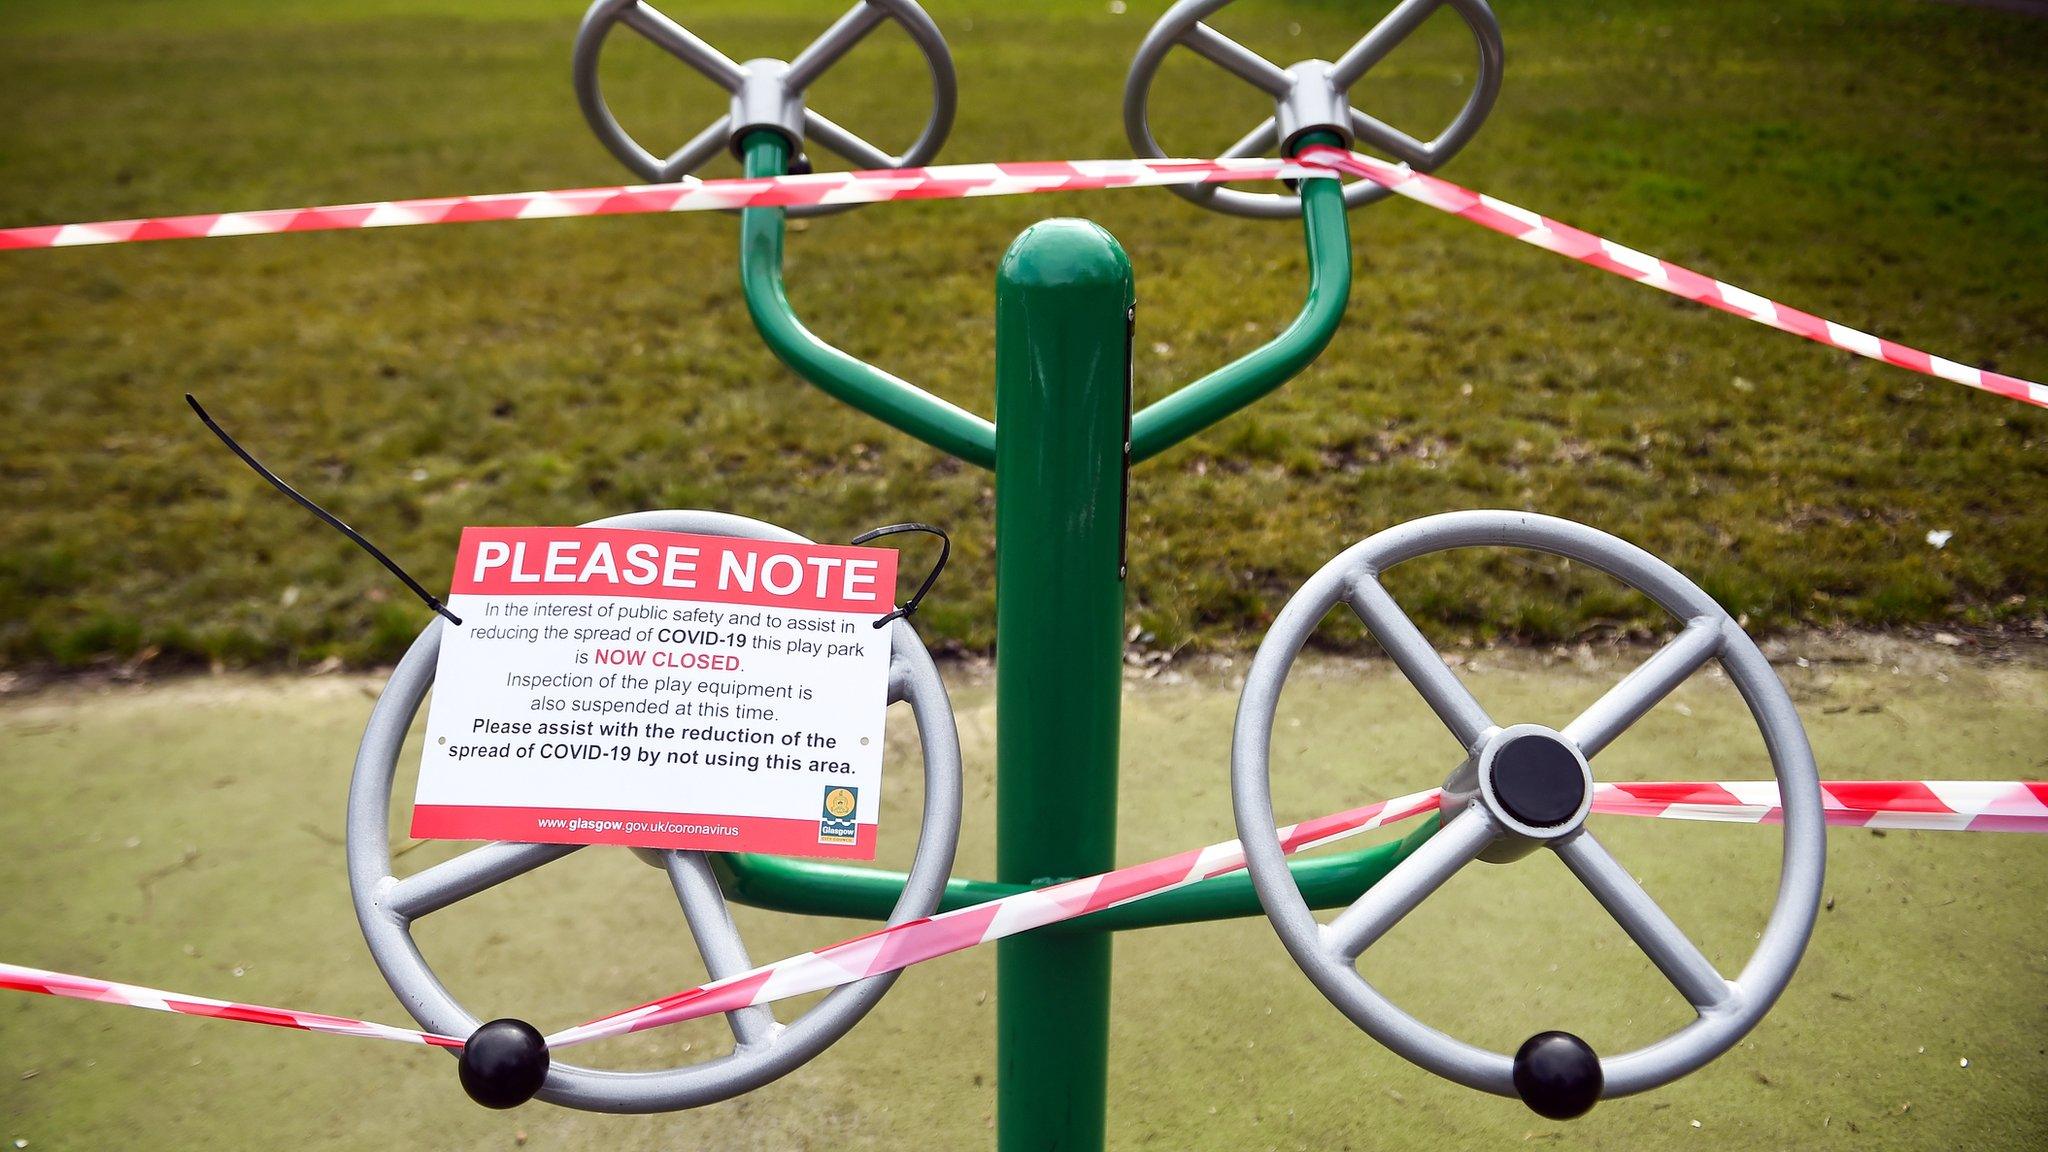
left=347, top=510, right=963, bottom=1113
left=1124, top=0, right=1504, bottom=218
left=1233, top=511, right=1824, bottom=1117
left=572, top=0, right=956, bottom=215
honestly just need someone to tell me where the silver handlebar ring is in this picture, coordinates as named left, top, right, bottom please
left=1124, top=0, right=1504, bottom=218
left=572, top=0, right=957, bottom=216
left=1232, top=511, right=1824, bottom=1104
left=347, top=509, right=964, bottom=1114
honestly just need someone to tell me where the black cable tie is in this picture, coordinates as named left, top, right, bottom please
left=848, top=522, right=949, bottom=630
left=186, top=394, right=461, bottom=626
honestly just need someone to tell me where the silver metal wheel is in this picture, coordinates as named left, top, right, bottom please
left=1124, top=0, right=1504, bottom=218
left=572, top=0, right=957, bottom=215
left=1233, top=510, right=1823, bottom=1113
left=347, top=510, right=963, bottom=1113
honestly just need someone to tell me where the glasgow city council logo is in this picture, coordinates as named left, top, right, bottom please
left=819, top=785, right=858, bottom=845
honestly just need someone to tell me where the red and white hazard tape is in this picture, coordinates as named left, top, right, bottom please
left=0, top=156, right=1328, bottom=250
left=548, top=776, right=2048, bottom=1046
left=5, top=778, right=2041, bottom=1051
left=0, top=961, right=463, bottom=1048
left=542, top=786, right=1446, bottom=1047
left=1591, top=779, right=2048, bottom=834
left=1, top=148, right=2040, bottom=411
left=1297, top=146, right=2048, bottom=410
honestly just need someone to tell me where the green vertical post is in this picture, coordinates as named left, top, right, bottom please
left=993, top=218, right=1134, bottom=1152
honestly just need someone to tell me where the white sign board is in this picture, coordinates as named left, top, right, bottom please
left=413, top=526, right=899, bottom=859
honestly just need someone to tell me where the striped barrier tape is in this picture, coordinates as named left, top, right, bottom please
left=541, top=786, right=1448, bottom=1047
left=1296, top=146, right=2048, bottom=410
left=543, top=776, right=2047, bottom=1047
left=0, top=961, right=463, bottom=1049
left=0, top=157, right=1331, bottom=250
left=1591, top=778, right=2048, bottom=834
left=1, top=149, right=2039, bottom=411
left=5, top=779, right=2041, bottom=1051
left=546, top=776, right=2048, bottom=1047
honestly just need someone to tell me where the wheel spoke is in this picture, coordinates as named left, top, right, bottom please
left=658, top=115, right=732, bottom=181
left=620, top=1, right=747, bottom=91
left=1346, top=109, right=1432, bottom=167
left=1329, top=0, right=1447, bottom=90
left=1561, top=615, right=1724, bottom=759
left=386, top=842, right=581, bottom=922
left=1348, top=575, right=1496, bottom=751
left=804, top=109, right=895, bottom=168
left=1322, top=806, right=1496, bottom=959
left=1177, top=22, right=1293, bottom=98
left=1554, top=831, right=1734, bottom=1010
left=665, top=853, right=779, bottom=1047
left=785, top=1, right=890, bottom=91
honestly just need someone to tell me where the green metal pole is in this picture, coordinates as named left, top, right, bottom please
left=993, top=218, right=1134, bottom=1152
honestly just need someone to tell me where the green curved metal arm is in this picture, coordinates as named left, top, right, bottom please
left=1128, top=130, right=1353, bottom=464
left=739, top=132, right=999, bottom=469
left=740, top=131, right=1351, bottom=470
left=710, top=814, right=1437, bottom=934
left=721, top=127, right=1382, bottom=936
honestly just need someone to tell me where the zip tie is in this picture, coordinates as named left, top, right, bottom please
left=188, top=394, right=460, bottom=626
left=849, top=522, right=950, bottom=629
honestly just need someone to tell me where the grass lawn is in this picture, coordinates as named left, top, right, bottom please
left=1, top=643, right=2044, bottom=1148
left=0, top=0, right=2044, bottom=670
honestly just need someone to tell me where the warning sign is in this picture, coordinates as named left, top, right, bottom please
left=412, top=525, right=899, bottom=859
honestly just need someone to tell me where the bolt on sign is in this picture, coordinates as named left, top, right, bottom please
left=413, top=526, right=899, bottom=859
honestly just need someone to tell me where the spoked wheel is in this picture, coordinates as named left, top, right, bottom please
left=573, top=0, right=957, bottom=211
left=1124, top=0, right=1505, bottom=217
left=1232, top=510, right=1824, bottom=1118
left=347, top=510, right=963, bottom=1113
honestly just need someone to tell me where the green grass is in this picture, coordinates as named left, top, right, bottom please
left=0, top=0, right=2044, bottom=671
left=1, top=644, right=2043, bottom=1148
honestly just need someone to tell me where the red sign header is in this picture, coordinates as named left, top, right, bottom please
left=451, top=526, right=899, bottom=616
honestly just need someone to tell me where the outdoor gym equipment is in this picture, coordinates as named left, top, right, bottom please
left=380, top=0, right=1789, bottom=1136
left=3, top=0, right=2044, bottom=1147
left=352, top=510, right=965, bottom=1113
left=1232, top=511, right=1825, bottom=1117
left=372, top=0, right=1512, bottom=1131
